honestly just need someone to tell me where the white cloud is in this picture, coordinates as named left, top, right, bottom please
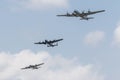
left=84, top=31, right=105, bottom=46
left=112, top=23, right=120, bottom=46
left=0, top=50, right=104, bottom=80
left=9, top=0, right=69, bottom=10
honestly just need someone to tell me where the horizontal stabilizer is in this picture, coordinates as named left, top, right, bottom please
left=80, top=17, right=94, bottom=20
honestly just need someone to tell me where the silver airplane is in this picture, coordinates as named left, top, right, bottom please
left=57, top=10, right=105, bottom=20
left=34, top=38, right=63, bottom=47
left=21, top=63, right=44, bottom=70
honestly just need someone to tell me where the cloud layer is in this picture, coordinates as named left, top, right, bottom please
left=0, top=50, right=104, bottom=80
left=112, top=23, right=120, bottom=46
left=84, top=31, right=105, bottom=46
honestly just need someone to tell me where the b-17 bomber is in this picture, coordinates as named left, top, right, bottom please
left=21, top=63, right=44, bottom=70
left=57, top=10, right=105, bottom=20
left=34, top=38, right=63, bottom=47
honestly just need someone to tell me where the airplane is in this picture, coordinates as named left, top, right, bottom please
left=21, top=63, right=44, bottom=70
left=57, top=10, right=105, bottom=20
left=34, top=38, right=63, bottom=47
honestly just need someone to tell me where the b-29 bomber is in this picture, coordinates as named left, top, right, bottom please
left=57, top=10, right=105, bottom=20
left=34, top=38, right=63, bottom=47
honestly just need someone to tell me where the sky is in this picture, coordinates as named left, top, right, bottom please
left=0, top=0, right=120, bottom=80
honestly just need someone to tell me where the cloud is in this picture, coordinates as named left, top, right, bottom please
left=84, top=31, right=105, bottom=46
left=0, top=50, right=104, bottom=80
left=8, top=0, right=69, bottom=10
left=112, top=23, right=120, bottom=46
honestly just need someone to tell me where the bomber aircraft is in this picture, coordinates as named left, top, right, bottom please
left=57, top=10, right=105, bottom=20
left=34, top=38, right=63, bottom=47
left=21, top=63, right=44, bottom=70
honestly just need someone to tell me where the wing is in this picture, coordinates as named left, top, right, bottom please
left=57, top=13, right=75, bottom=17
left=34, top=41, right=46, bottom=44
left=21, top=65, right=35, bottom=70
left=83, top=10, right=105, bottom=16
left=21, top=66, right=30, bottom=70
left=73, top=10, right=105, bottom=17
left=35, top=63, right=44, bottom=66
left=50, top=39, right=63, bottom=43
left=54, top=38, right=63, bottom=42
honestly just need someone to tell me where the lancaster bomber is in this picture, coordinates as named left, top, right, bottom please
left=21, top=63, right=44, bottom=70
left=57, top=10, right=105, bottom=20
left=34, top=38, right=63, bottom=47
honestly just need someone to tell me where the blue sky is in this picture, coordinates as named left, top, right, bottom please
left=0, top=0, right=120, bottom=80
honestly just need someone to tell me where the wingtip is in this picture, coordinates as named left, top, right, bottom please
left=102, top=10, right=105, bottom=12
left=60, top=38, right=63, bottom=40
left=34, top=43, right=36, bottom=44
left=56, top=15, right=61, bottom=16
left=21, top=68, right=24, bottom=70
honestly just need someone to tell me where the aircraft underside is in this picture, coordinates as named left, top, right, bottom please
left=47, top=43, right=58, bottom=47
